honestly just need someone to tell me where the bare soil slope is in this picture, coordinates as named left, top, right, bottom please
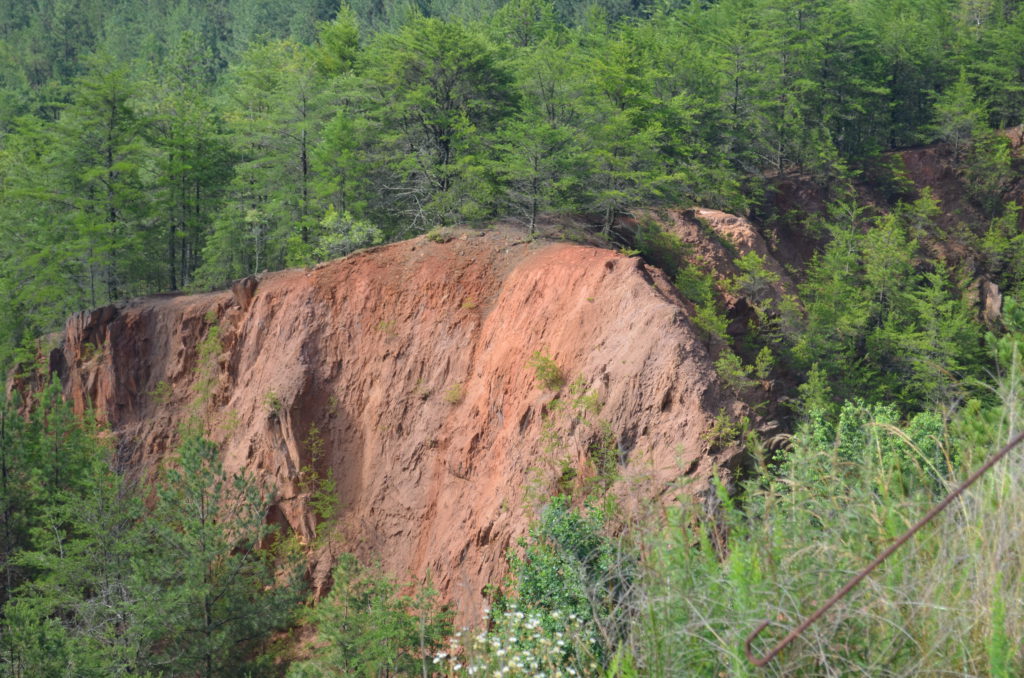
left=45, top=226, right=748, bottom=622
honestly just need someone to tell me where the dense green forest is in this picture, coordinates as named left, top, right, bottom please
left=3, top=0, right=1024, bottom=368
left=4, top=0, right=1024, bottom=675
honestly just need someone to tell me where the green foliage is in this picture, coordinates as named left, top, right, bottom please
left=701, top=408, right=746, bottom=449
left=437, top=605, right=600, bottom=677
left=425, top=227, right=454, bottom=243
left=730, top=251, right=780, bottom=313
left=312, top=5, right=360, bottom=76
left=980, top=203, right=1024, bottom=293
left=529, top=350, right=565, bottom=390
left=3, top=0, right=1024, bottom=370
left=932, top=69, right=1014, bottom=218
left=642, top=378, right=1024, bottom=676
left=674, top=264, right=715, bottom=307
left=511, top=497, right=611, bottom=621
left=299, top=424, right=337, bottom=527
left=795, top=201, right=983, bottom=408
left=264, top=390, right=283, bottom=414
left=634, top=220, right=689, bottom=279
left=965, top=129, right=1015, bottom=218
left=443, top=382, right=465, bottom=404
left=796, top=362, right=833, bottom=416
left=714, top=350, right=755, bottom=394
left=1, top=422, right=303, bottom=678
left=932, top=69, right=987, bottom=164
left=535, top=378, right=620, bottom=500
left=148, top=379, right=173, bottom=405
left=988, top=575, right=1012, bottom=678
left=287, top=554, right=452, bottom=678
left=147, top=435, right=305, bottom=676
left=753, top=346, right=774, bottom=380
left=505, top=495, right=634, bottom=664
left=587, top=420, right=619, bottom=489
left=353, top=17, right=518, bottom=228
left=434, top=606, right=598, bottom=675
left=304, top=206, right=384, bottom=264
left=7, top=3, right=1024, bottom=673
left=0, top=378, right=108, bottom=619
left=691, top=303, right=729, bottom=345
left=192, top=319, right=223, bottom=416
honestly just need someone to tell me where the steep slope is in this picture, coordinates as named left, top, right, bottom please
left=661, top=207, right=796, bottom=296
left=44, top=226, right=747, bottom=622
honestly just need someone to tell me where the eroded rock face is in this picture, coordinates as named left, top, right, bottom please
left=47, top=226, right=747, bottom=623
left=664, top=207, right=796, bottom=302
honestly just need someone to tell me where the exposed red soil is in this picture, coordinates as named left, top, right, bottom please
left=662, top=207, right=796, bottom=300
left=42, top=225, right=749, bottom=623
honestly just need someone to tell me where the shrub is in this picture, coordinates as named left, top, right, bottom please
left=499, top=496, right=637, bottom=667
left=531, top=378, right=619, bottom=501
left=634, top=220, right=689, bottom=278
left=299, top=424, right=337, bottom=527
left=438, top=606, right=601, bottom=677
left=529, top=350, right=564, bottom=390
left=288, top=554, right=452, bottom=678
left=264, top=390, right=283, bottom=413
left=443, top=382, right=465, bottom=404
left=753, top=346, right=774, bottom=380
left=692, top=303, right=729, bottom=344
left=674, top=264, right=715, bottom=306
left=729, top=250, right=780, bottom=312
left=701, top=408, right=746, bottom=448
left=425, top=227, right=454, bottom=243
left=310, top=206, right=385, bottom=262
left=148, top=379, right=173, bottom=405
left=715, top=350, right=755, bottom=393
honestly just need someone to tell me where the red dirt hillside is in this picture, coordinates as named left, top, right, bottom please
left=43, top=225, right=748, bottom=623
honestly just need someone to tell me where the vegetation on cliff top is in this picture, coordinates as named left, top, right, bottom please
left=2, top=0, right=1024, bottom=369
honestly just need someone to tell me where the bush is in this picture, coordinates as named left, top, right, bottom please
left=715, top=350, right=755, bottom=394
left=635, top=220, right=689, bottom=279
left=529, top=350, right=564, bottom=390
left=674, top=264, right=716, bottom=306
left=729, top=250, right=780, bottom=312
left=692, top=303, right=729, bottom=344
left=425, top=227, right=454, bottom=243
left=443, top=382, right=465, bottom=404
left=502, top=496, right=638, bottom=666
left=288, top=554, right=452, bottom=678
left=438, top=606, right=601, bottom=677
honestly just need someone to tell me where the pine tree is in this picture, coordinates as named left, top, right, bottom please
left=352, top=17, right=518, bottom=229
left=140, top=31, right=232, bottom=290
left=55, top=53, right=156, bottom=304
left=145, top=435, right=302, bottom=678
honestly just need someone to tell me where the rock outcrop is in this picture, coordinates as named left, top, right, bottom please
left=44, top=225, right=748, bottom=623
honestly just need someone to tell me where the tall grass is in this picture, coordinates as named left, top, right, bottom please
left=639, top=353, right=1024, bottom=676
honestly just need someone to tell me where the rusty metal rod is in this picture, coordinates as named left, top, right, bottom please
left=745, top=427, right=1024, bottom=667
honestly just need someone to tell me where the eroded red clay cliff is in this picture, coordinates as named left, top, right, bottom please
left=48, top=226, right=747, bottom=623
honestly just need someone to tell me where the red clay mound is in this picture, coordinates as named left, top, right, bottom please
left=46, top=226, right=747, bottom=623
